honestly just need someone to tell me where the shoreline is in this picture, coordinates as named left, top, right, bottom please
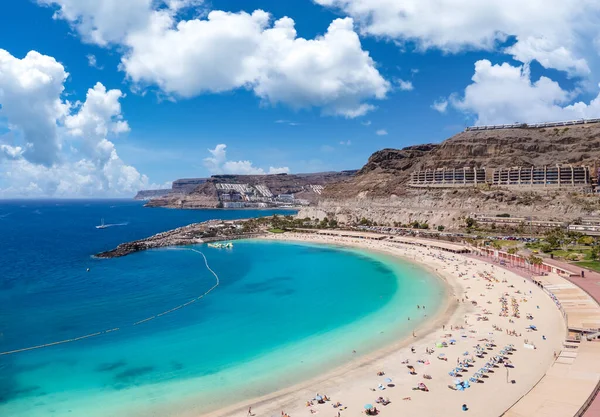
left=195, top=232, right=565, bottom=417
left=197, top=235, right=460, bottom=417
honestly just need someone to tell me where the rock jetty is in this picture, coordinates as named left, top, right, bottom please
left=95, top=221, right=254, bottom=258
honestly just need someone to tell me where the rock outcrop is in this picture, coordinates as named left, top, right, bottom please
left=146, top=171, right=357, bottom=209
left=134, top=189, right=172, bottom=200
left=314, top=124, right=600, bottom=227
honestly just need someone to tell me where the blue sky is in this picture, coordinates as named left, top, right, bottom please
left=0, top=0, right=599, bottom=197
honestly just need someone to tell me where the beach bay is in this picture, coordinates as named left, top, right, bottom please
left=0, top=201, right=443, bottom=416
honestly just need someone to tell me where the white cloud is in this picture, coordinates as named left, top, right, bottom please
left=0, top=50, right=69, bottom=166
left=361, top=120, right=371, bottom=126
left=86, top=54, right=103, bottom=69
left=268, top=166, right=290, bottom=174
left=0, top=144, right=25, bottom=159
left=0, top=49, right=151, bottom=197
left=203, top=144, right=289, bottom=175
left=375, top=129, right=387, bottom=135
left=397, top=79, right=414, bottom=91
left=431, top=99, right=449, bottom=113
left=275, top=119, right=300, bottom=126
left=315, top=0, right=600, bottom=77
left=505, top=37, right=590, bottom=77
left=38, top=0, right=155, bottom=46
left=339, top=140, right=351, bottom=145
left=39, top=2, right=390, bottom=117
left=450, top=60, right=600, bottom=125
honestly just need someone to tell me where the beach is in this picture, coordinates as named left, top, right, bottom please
left=203, top=232, right=566, bottom=417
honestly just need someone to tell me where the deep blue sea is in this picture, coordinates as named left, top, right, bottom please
left=0, top=200, right=443, bottom=417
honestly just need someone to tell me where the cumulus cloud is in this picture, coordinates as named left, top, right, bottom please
left=339, top=140, right=352, bottom=145
left=0, top=50, right=69, bottom=166
left=450, top=60, right=600, bottom=125
left=203, top=144, right=289, bottom=175
left=0, top=49, right=151, bottom=197
left=39, top=2, right=389, bottom=117
left=431, top=99, right=449, bottom=113
left=315, top=0, right=599, bottom=77
left=37, top=0, right=155, bottom=46
left=375, top=129, right=387, bottom=136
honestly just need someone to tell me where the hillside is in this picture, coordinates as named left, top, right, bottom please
left=146, top=171, right=357, bottom=209
left=308, top=124, right=600, bottom=228
left=324, top=124, right=600, bottom=200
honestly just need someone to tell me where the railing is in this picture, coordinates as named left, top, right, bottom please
left=575, top=378, right=600, bottom=417
left=466, top=118, right=600, bottom=131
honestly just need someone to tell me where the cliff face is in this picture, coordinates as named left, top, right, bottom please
left=134, top=189, right=172, bottom=200
left=316, top=124, right=600, bottom=227
left=325, top=124, right=600, bottom=200
left=146, top=171, right=357, bottom=209
left=422, top=125, right=600, bottom=169
left=146, top=182, right=219, bottom=208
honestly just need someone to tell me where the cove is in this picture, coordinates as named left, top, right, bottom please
left=0, top=239, right=444, bottom=417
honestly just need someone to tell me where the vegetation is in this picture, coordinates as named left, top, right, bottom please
left=268, top=228, right=286, bottom=233
left=465, top=217, right=477, bottom=229
left=359, top=217, right=373, bottom=226
left=410, top=220, right=429, bottom=230
left=575, top=261, right=600, bottom=273
left=437, top=225, right=445, bottom=232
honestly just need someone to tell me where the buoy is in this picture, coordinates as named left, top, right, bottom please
left=86, top=268, right=90, bottom=272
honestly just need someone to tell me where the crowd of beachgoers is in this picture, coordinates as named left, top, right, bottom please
left=204, top=233, right=565, bottom=417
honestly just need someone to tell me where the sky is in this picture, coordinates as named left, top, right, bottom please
left=1, top=0, right=600, bottom=197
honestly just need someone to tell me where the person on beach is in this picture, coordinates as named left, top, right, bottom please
left=247, top=406, right=253, bottom=416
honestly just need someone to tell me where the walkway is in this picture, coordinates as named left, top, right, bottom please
left=483, top=255, right=600, bottom=417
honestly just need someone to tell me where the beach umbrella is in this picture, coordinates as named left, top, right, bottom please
left=384, top=378, right=393, bottom=383
left=450, top=339, right=457, bottom=343
left=364, top=404, right=373, bottom=410
left=315, top=395, right=323, bottom=401
left=438, top=353, right=446, bottom=357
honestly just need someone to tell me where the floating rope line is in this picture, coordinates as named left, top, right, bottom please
left=0, top=249, right=219, bottom=356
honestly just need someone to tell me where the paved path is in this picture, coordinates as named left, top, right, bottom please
left=544, top=259, right=600, bottom=417
left=492, top=255, right=600, bottom=417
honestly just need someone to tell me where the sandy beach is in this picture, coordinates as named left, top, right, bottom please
left=201, top=232, right=566, bottom=417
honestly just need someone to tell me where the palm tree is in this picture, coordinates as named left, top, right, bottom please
left=527, top=255, right=543, bottom=274
left=507, top=247, right=518, bottom=267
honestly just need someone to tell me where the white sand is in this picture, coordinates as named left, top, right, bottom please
left=204, top=233, right=566, bottom=417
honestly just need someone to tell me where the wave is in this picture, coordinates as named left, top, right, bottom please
left=99, top=222, right=129, bottom=228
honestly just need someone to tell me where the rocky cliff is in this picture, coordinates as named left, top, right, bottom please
left=325, top=124, right=600, bottom=200
left=134, top=189, right=172, bottom=200
left=312, top=124, right=600, bottom=227
left=146, top=171, right=357, bottom=209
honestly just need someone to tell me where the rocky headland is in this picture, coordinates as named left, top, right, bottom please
left=303, top=124, right=600, bottom=227
left=95, top=221, right=259, bottom=258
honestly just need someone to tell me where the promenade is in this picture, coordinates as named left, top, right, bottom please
left=472, top=252, right=600, bottom=417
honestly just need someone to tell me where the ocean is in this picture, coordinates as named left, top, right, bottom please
left=0, top=200, right=444, bottom=416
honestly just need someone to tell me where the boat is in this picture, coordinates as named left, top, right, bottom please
left=96, top=218, right=108, bottom=229
left=208, top=242, right=233, bottom=249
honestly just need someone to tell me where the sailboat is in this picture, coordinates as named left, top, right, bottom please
left=96, top=218, right=108, bottom=229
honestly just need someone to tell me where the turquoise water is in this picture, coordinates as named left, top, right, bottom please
left=0, top=201, right=444, bottom=416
